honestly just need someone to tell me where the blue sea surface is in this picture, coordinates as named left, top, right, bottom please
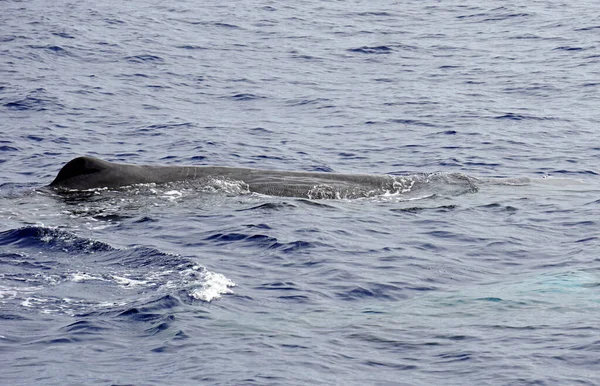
left=1, top=0, right=600, bottom=384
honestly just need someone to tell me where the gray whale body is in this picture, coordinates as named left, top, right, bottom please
left=50, top=156, right=415, bottom=198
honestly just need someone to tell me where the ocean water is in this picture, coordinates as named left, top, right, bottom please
left=1, top=0, right=600, bottom=384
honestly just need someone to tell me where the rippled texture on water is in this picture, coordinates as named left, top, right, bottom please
left=1, top=0, right=600, bottom=385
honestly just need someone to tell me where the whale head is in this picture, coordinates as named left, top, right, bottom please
left=50, top=156, right=125, bottom=190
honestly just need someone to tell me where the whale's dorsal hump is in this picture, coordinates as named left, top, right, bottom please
left=50, top=156, right=111, bottom=187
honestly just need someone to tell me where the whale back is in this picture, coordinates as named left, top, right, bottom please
left=50, top=156, right=159, bottom=190
left=50, top=157, right=108, bottom=188
left=49, top=156, right=480, bottom=198
left=51, top=157, right=108, bottom=183
left=49, top=156, right=399, bottom=195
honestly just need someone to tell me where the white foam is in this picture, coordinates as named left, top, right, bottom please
left=5, top=261, right=235, bottom=316
left=69, top=263, right=235, bottom=302
left=21, top=296, right=48, bottom=308
left=186, top=265, right=236, bottom=302
left=0, top=287, right=18, bottom=300
left=162, top=190, right=184, bottom=201
left=392, top=177, right=416, bottom=193
left=69, top=272, right=106, bottom=282
left=111, top=275, right=148, bottom=287
left=98, top=300, right=129, bottom=308
left=204, top=178, right=249, bottom=195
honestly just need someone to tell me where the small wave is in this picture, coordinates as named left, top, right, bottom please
left=51, top=31, right=75, bottom=39
left=5, top=263, right=234, bottom=316
left=575, top=25, right=600, bottom=31
left=26, top=44, right=72, bottom=56
left=0, top=35, right=17, bottom=43
left=175, top=44, right=207, bottom=50
left=553, top=46, right=584, bottom=51
left=285, top=97, right=331, bottom=107
left=390, top=205, right=458, bottom=213
left=205, top=232, right=278, bottom=246
left=203, top=231, right=321, bottom=254
left=389, top=118, right=437, bottom=127
left=354, top=11, right=393, bottom=17
left=348, top=45, right=393, bottom=54
left=69, top=262, right=235, bottom=302
left=213, top=22, right=241, bottom=29
left=188, top=268, right=235, bottom=302
left=4, top=89, right=65, bottom=112
left=337, top=283, right=408, bottom=301
left=224, top=93, right=265, bottom=101
left=457, top=12, right=530, bottom=22
left=0, top=226, right=236, bottom=317
left=493, top=112, right=557, bottom=121
left=0, top=226, right=115, bottom=253
left=125, top=54, right=165, bottom=63
left=0, top=182, right=39, bottom=199
left=237, top=202, right=297, bottom=211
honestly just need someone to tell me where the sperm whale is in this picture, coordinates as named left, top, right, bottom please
left=50, top=156, right=424, bottom=198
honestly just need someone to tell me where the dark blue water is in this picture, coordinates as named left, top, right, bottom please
left=2, top=0, right=600, bottom=384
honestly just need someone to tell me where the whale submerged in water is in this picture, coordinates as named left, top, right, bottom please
left=50, top=156, right=524, bottom=199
